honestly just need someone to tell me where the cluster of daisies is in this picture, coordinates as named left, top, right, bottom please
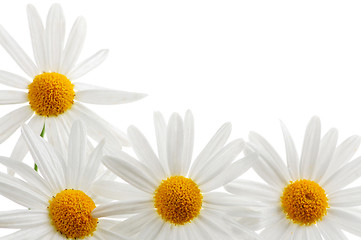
left=0, top=4, right=360, bottom=240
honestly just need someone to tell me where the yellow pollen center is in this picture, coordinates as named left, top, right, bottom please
left=281, top=179, right=329, bottom=226
left=28, top=72, right=75, bottom=116
left=48, top=189, right=98, bottom=239
left=154, top=176, right=203, bottom=225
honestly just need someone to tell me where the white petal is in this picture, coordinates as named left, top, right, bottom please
left=76, top=89, right=147, bottom=105
left=249, top=131, right=290, bottom=183
left=92, top=180, right=148, bottom=200
left=110, top=211, right=155, bottom=237
left=46, top=4, right=65, bottom=72
left=0, top=90, right=27, bottom=104
left=312, top=128, right=338, bottom=181
left=329, top=187, right=361, bottom=207
left=102, top=155, right=157, bottom=193
left=327, top=208, right=361, bottom=237
left=197, top=213, right=234, bottom=239
left=181, top=110, right=194, bottom=175
left=8, top=115, right=44, bottom=171
left=225, top=179, right=280, bottom=201
left=70, top=103, right=129, bottom=146
left=0, top=106, right=33, bottom=143
left=154, top=111, right=168, bottom=173
left=94, top=228, right=131, bottom=240
left=60, top=17, right=86, bottom=74
left=317, top=217, right=348, bottom=240
left=22, top=124, right=65, bottom=193
left=0, top=172, right=47, bottom=208
left=27, top=4, right=47, bottom=72
left=260, top=218, right=290, bottom=240
left=280, top=121, right=300, bottom=179
left=321, top=135, right=361, bottom=183
left=66, top=120, right=87, bottom=189
left=45, top=116, right=69, bottom=158
left=0, top=70, right=31, bottom=89
left=1, top=225, right=53, bottom=240
left=73, top=82, right=107, bottom=91
left=127, top=126, right=165, bottom=181
left=322, top=156, right=361, bottom=193
left=193, top=139, right=244, bottom=186
left=167, top=113, right=184, bottom=176
left=136, top=214, right=164, bottom=240
left=299, top=116, right=321, bottom=179
left=305, top=225, right=323, bottom=240
left=0, top=157, right=52, bottom=197
left=0, top=210, right=48, bottom=228
left=189, top=122, right=232, bottom=178
left=68, top=49, right=109, bottom=80
left=92, top=198, right=153, bottom=218
left=0, top=25, right=38, bottom=77
left=200, top=153, right=256, bottom=192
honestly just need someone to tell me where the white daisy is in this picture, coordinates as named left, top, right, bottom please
left=0, top=4, right=145, bottom=163
left=91, top=111, right=261, bottom=240
left=225, top=116, right=361, bottom=239
left=0, top=121, right=133, bottom=240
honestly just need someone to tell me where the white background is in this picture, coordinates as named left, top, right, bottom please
left=0, top=0, right=361, bottom=238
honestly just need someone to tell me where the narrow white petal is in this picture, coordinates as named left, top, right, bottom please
left=317, top=217, right=347, bottom=240
left=260, top=218, right=290, bottom=240
left=321, top=135, right=361, bottom=183
left=0, top=106, right=33, bottom=143
left=197, top=213, right=234, bottom=239
left=46, top=4, right=65, bottom=72
left=22, top=124, right=65, bottom=193
left=225, top=179, right=280, bottom=201
left=279, top=224, right=297, bottom=240
left=154, top=111, right=168, bottom=173
left=0, top=90, right=27, bottom=104
left=305, top=225, right=323, bottom=240
left=181, top=110, right=194, bottom=175
left=73, top=82, right=106, bottom=91
left=249, top=131, right=290, bottom=183
left=9, top=115, right=44, bottom=171
left=92, top=198, right=153, bottom=218
left=0, top=157, right=52, bottom=196
left=110, top=211, right=155, bottom=237
left=189, top=122, right=232, bottom=178
left=329, top=187, right=361, bottom=207
left=0, top=210, right=48, bottom=228
left=45, top=116, right=69, bottom=158
left=193, top=139, right=244, bottom=186
left=312, top=128, right=338, bottom=181
left=0, top=25, right=38, bottom=77
left=322, top=156, right=361, bottom=193
left=76, top=89, right=146, bottom=105
left=167, top=113, right=184, bottom=176
left=299, top=116, right=321, bottom=179
left=102, top=155, right=157, bottom=193
left=27, top=4, right=47, bottom=72
left=60, top=17, right=86, bottom=74
left=70, top=103, right=129, bottom=147
left=127, top=126, right=165, bottom=181
left=0, top=172, right=47, bottom=208
left=328, top=208, right=361, bottom=237
left=0, top=70, right=31, bottom=89
left=280, top=121, right=300, bottom=179
left=68, top=49, right=109, bottom=80
left=1, top=225, right=53, bottom=240
left=66, top=121, right=87, bottom=189
left=92, top=180, right=148, bottom=200
left=136, top=214, right=164, bottom=240
left=80, top=140, right=104, bottom=190
left=94, top=228, right=131, bottom=240
left=200, top=153, right=256, bottom=192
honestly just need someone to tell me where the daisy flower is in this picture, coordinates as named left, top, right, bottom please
left=225, top=116, right=361, bottom=239
left=91, top=111, right=261, bottom=240
left=0, top=121, right=133, bottom=239
left=0, top=4, right=145, bottom=162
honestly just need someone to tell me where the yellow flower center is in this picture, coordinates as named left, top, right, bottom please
left=154, top=176, right=203, bottom=225
left=28, top=72, right=75, bottom=116
left=281, top=179, right=329, bottom=226
left=48, top=189, right=98, bottom=239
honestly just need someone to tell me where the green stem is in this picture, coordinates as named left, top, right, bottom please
left=34, top=124, right=46, bottom=171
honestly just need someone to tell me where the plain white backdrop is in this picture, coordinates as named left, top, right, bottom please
left=1, top=0, right=361, bottom=238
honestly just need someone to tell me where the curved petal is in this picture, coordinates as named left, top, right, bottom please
left=76, top=89, right=146, bottom=105
left=0, top=210, right=48, bottom=228
left=60, top=17, right=86, bottom=74
left=153, top=111, right=168, bottom=173
left=68, top=49, right=109, bottom=80
left=328, top=208, right=361, bottom=237
left=317, top=217, right=347, bottom=240
left=167, top=113, right=184, bottom=176
left=94, top=228, right=132, bottom=240
left=92, top=180, right=148, bottom=200
left=181, top=110, right=194, bottom=175
left=46, top=4, right=65, bottom=72
left=0, top=106, right=33, bottom=143
left=328, top=187, right=361, bottom=207
left=27, top=4, right=47, bottom=72
left=0, top=70, right=31, bottom=89
left=0, top=90, right=27, bottom=104
left=280, top=121, right=300, bottom=180
left=0, top=25, right=38, bottom=77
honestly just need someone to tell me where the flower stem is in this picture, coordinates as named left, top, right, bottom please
left=34, top=124, right=46, bottom=171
